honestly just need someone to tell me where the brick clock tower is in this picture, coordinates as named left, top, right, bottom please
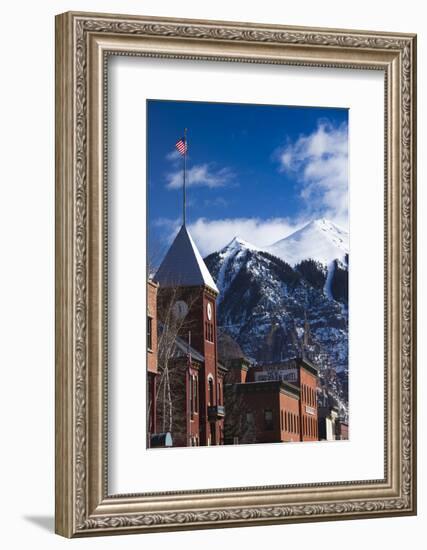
left=154, top=224, right=224, bottom=446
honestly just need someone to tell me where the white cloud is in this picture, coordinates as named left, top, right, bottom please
left=275, top=120, right=348, bottom=228
left=186, top=216, right=304, bottom=257
left=165, top=149, right=181, bottom=162
left=166, top=164, right=234, bottom=190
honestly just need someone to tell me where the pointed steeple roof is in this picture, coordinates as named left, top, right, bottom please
left=154, top=225, right=219, bottom=294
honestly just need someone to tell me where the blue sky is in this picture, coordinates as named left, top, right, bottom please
left=147, top=99, right=348, bottom=265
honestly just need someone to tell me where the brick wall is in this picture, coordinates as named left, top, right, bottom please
left=147, top=281, right=158, bottom=375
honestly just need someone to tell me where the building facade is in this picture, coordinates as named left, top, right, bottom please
left=151, top=224, right=225, bottom=447
left=224, top=357, right=319, bottom=444
left=317, top=390, right=348, bottom=441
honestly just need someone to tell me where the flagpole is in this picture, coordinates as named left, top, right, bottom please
left=183, top=128, right=187, bottom=226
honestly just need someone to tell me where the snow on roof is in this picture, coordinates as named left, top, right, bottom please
left=154, top=225, right=219, bottom=293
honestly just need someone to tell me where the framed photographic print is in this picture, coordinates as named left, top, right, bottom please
left=146, top=99, right=350, bottom=450
left=55, top=11, right=417, bottom=537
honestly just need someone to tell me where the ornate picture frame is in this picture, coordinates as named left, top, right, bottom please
left=55, top=11, right=417, bottom=537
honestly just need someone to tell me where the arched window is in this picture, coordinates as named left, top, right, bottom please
left=208, top=377, right=214, bottom=406
left=189, top=375, right=194, bottom=418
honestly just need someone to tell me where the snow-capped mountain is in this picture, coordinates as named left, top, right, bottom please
left=266, top=218, right=349, bottom=267
left=214, top=236, right=261, bottom=303
left=203, top=219, right=349, bottom=416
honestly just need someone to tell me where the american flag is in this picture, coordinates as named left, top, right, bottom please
left=175, top=137, right=187, bottom=156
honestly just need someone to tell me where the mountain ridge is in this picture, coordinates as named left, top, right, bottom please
left=203, top=218, right=349, bottom=420
left=266, top=218, right=348, bottom=267
left=216, top=217, right=348, bottom=268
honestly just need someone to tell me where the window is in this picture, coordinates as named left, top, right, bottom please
left=205, top=321, right=214, bottom=342
left=190, top=375, right=198, bottom=418
left=147, top=316, right=153, bottom=350
left=189, top=375, right=194, bottom=418
left=208, top=377, right=214, bottom=406
left=281, top=410, right=284, bottom=430
left=194, top=375, right=198, bottom=411
left=264, top=409, right=273, bottom=430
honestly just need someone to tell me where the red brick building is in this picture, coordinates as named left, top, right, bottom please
left=336, top=420, right=349, bottom=440
left=224, top=376, right=301, bottom=444
left=250, top=358, right=319, bottom=441
left=152, top=224, right=225, bottom=447
left=317, top=391, right=348, bottom=441
left=224, top=357, right=319, bottom=444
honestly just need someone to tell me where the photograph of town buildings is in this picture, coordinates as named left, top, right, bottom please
left=146, top=99, right=349, bottom=448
